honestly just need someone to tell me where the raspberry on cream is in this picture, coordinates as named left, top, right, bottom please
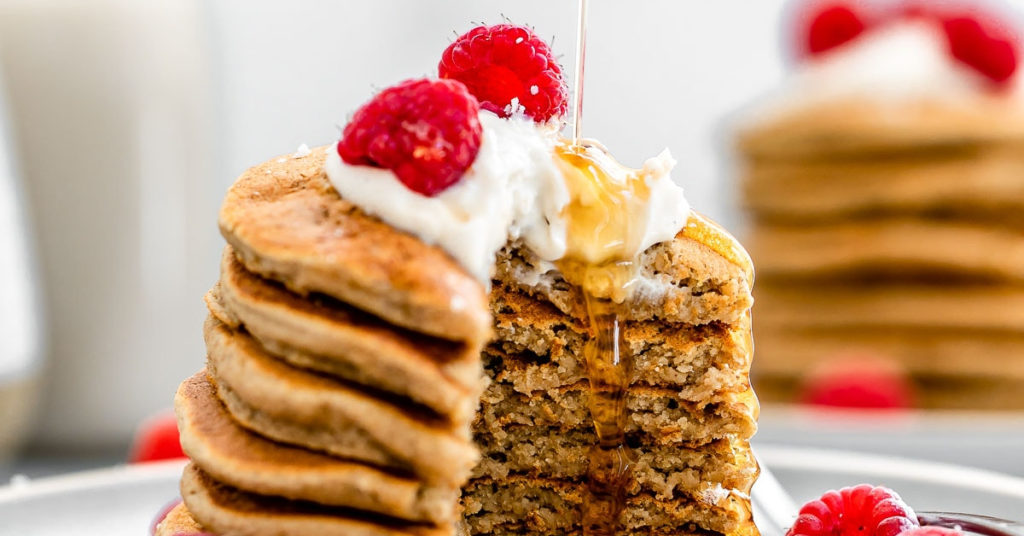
left=326, top=112, right=569, bottom=282
left=325, top=110, right=691, bottom=285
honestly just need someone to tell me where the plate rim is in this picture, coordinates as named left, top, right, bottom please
left=0, top=459, right=185, bottom=504
left=757, top=443, right=1024, bottom=499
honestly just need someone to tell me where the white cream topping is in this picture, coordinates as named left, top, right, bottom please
left=635, top=149, right=690, bottom=260
left=752, top=20, right=1024, bottom=121
left=325, top=112, right=568, bottom=282
left=324, top=111, right=690, bottom=283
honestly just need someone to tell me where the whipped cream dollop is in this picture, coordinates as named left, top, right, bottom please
left=324, top=111, right=690, bottom=283
left=753, top=20, right=1024, bottom=121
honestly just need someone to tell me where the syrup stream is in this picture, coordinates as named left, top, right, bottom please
left=568, top=2, right=635, bottom=534
left=572, top=0, right=588, bottom=146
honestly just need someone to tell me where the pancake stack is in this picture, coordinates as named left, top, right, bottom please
left=160, top=149, right=490, bottom=536
left=156, top=148, right=760, bottom=535
left=739, top=89, right=1024, bottom=409
left=462, top=215, right=759, bottom=536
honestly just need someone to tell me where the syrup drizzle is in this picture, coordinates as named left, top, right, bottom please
left=565, top=2, right=636, bottom=533
left=572, top=0, right=588, bottom=146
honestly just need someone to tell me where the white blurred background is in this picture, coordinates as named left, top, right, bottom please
left=1, top=0, right=1021, bottom=463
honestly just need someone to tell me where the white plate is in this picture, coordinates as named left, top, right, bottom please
left=0, top=449, right=1022, bottom=535
left=759, top=445, right=1024, bottom=520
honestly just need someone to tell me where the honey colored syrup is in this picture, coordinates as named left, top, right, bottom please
left=553, top=140, right=656, bottom=536
left=559, top=3, right=752, bottom=532
left=552, top=143, right=757, bottom=535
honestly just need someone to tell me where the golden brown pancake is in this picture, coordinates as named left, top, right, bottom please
left=487, top=284, right=752, bottom=398
left=742, top=144, right=1024, bottom=221
left=738, top=96, right=1024, bottom=159
left=203, top=316, right=478, bottom=487
left=755, top=283, right=1024, bottom=332
left=494, top=217, right=754, bottom=328
left=471, top=430, right=758, bottom=500
left=175, top=371, right=458, bottom=523
left=749, top=219, right=1024, bottom=281
left=218, top=146, right=490, bottom=344
left=179, top=463, right=450, bottom=536
left=476, top=381, right=758, bottom=445
left=209, top=247, right=481, bottom=422
left=460, top=476, right=757, bottom=536
left=154, top=502, right=205, bottom=536
left=753, top=326, right=1024, bottom=380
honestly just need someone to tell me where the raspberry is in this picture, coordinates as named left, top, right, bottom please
left=130, top=412, right=185, bottom=463
left=941, top=12, right=1019, bottom=86
left=802, top=2, right=869, bottom=56
left=800, top=355, right=914, bottom=409
left=901, top=529, right=964, bottom=536
left=439, top=24, right=568, bottom=122
left=338, top=78, right=482, bottom=196
left=787, top=484, right=919, bottom=536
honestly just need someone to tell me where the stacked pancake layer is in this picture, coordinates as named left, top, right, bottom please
left=158, top=148, right=760, bottom=536
left=739, top=96, right=1024, bottom=409
left=459, top=230, right=760, bottom=535
left=160, top=149, right=490, bottom=536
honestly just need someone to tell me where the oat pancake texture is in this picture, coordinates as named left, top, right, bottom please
left=460, top=476, right=757, bottom=536
left=755, top=283, right=1024, bottom=332
left=203, top=316, right=478, bottom=486
left=155, top=502, right=205, bottom=536
left=175, top=371, right=458, bottom=523
left=738, top=97, right=1024, bottom=159
left=749, top=219, right=1024, bottom=281
left=209, top=247, right=481, bottom=422
left=218, top=147, right=490, bottom=344
left=180, top=463, right=450, bottom=536
left=753, top=326, right=1024, bottom=380
left=742, top=145, right=1024, bottom=221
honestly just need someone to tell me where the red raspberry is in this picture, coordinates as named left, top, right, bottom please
left=788, top=484, right=919, bottom=536
left=129, top=411, right=185, bottom=463
left=802, top=2, right=869, bottom=57
left=338, top=78, right=482, bottom=196
left=941, top=12, right=1019, bottom=86
left=901, top=528, right=963, bottom=536
left=439, top=24, right=568, bottom=122
left=800, top=355, right=914, bottom=409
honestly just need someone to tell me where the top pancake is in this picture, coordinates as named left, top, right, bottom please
left=219, top=146, right=490, bottom=344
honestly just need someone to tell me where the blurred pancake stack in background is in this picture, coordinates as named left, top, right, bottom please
left=737, top=0, right=1024, bottom=409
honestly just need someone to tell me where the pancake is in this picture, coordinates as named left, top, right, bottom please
left=495, top=217, right=754, bottom=328
left=755, top=374, right=1024, bottom=410
left=477, top=381, right=758, bottom=444
left=180, top=463, right=449, bottom=536
left=175, top=371, right=458, bottom=523
left=742, top=144, right=1024, bottom=222
left=487, top=284, right=751, bottom=397
left=154, top=502, right=205, bottom=536
left=210, top=247, right=481, bottom=421
left=753, top=327, right=1024, bottom=380
left=218, top=146, right=490, bottom=344
left=203, top=316, right=478, bottom=486
left=471, top=430, right=758, bottom=499
left=737, top=96, right=1024, bottom=159
left=174, top=132, right=758, bottom=535
left=460, top=476, right=756, bottom=536
left=749, top=219, right=1024, bottom=282
left=755, top=283, right=1024, bottom=332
